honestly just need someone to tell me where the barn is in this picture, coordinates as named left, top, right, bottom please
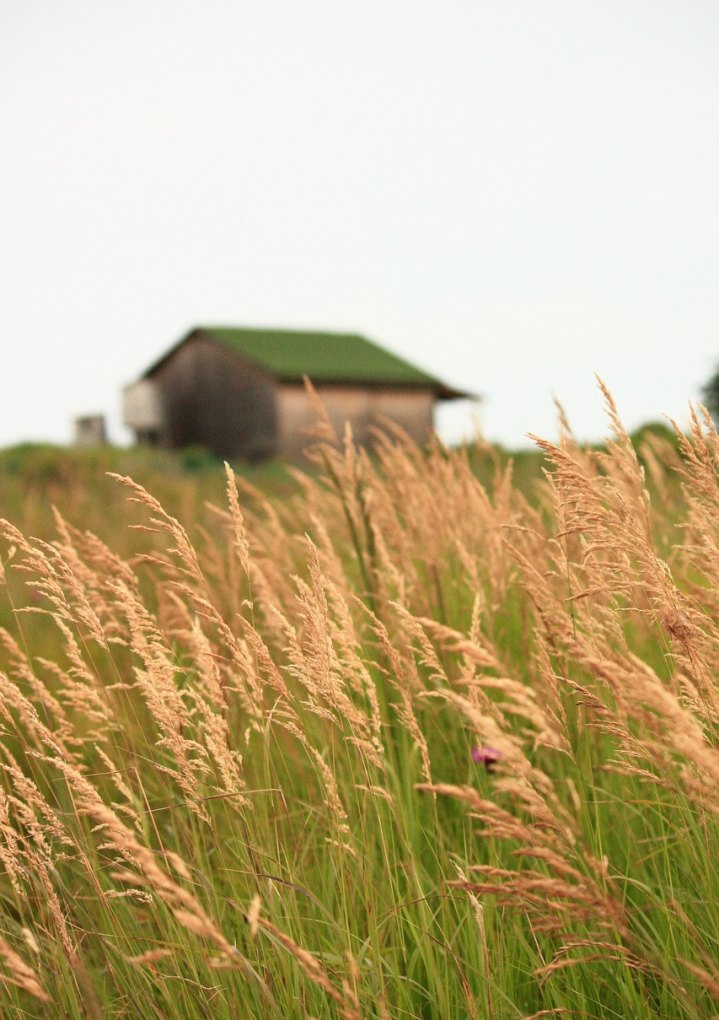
left=122, top=326, right=468, bottom=460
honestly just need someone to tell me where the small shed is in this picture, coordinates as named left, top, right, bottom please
left=74, top=414, right=107, bottom=447
left=123, top=326, right=469, bottom=460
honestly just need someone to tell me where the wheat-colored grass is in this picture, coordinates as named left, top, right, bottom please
left=0, top=391, right=716, bottom=1017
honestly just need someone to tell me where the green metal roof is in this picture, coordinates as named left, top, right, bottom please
left=144, top=327, right=468, bottom=398
left=204, top=327, right=440, bottom=385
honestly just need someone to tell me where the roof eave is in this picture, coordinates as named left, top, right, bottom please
left=275, top=376, right=475, bottom=397
left=436, top=383, right=478, bottom=401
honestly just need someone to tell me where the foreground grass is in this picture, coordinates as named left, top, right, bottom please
left=0, top=401, right=715, bottom=1018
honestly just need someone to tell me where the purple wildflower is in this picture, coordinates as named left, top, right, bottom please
left=471, top=746, right=502, bottom=773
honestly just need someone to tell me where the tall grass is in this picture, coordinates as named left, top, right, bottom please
left=0, top=391, right=715, bottom=1018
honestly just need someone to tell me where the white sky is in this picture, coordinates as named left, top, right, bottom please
left=2, top=1, right=718, bottom=449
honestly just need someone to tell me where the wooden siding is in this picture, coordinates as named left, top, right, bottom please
left=277, top=384, right=435, bottom=459
left=149, top=334, right=279, bottom=460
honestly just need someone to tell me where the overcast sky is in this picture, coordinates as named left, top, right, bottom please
left=3, top=1, right=718, bottom=449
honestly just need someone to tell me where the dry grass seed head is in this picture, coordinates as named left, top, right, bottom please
left=0, top=934, right=49, bottom=1002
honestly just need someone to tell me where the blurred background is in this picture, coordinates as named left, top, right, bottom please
left=2, top=0, right=718, bottom=449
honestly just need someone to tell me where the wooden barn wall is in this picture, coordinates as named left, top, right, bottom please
left=150, top=336, right=279, bottom=460
left=277, top=385, right=435, bottom=459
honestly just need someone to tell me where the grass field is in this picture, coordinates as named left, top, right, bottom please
left=0, top=394, right=716, bottom=1019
